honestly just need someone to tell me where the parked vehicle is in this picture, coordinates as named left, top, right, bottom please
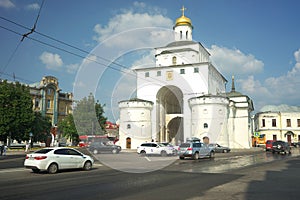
left=272, top=140, right=291, bottom=154
left=161, top=142, right=178, bottom=155
left=137, top=142, right=174, bottom=156
left=24, top=147, right=94, bottom=174
left=178, top=141, right=214, bottom=160
left=265, top=140, right=275, bottom=151
left=208, top=143, right=231, bottom=153
left=89, top=142, right=121, bottom=154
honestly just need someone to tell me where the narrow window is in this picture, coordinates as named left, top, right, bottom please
left=186, top=31, right=188, bottom=39
left=286, top=119, right=291, bottom=127
left=204, top=123, right=208, bottom=128
left=272, top=119, right=276, bottom=127
left=180, top=31, right=182, bottom=39
left=297, top=119, right=300, bottom=127
left=35, top=98, right=39, bottom=108
left=47, top=99, right=51, bottom=109
left=262, top=119, right=265, bottom=127
left=172, top=56, right=177, bottom=65
left=180, top=69, right=185, bottom=74
left=127, top=124, right=131, bottom=129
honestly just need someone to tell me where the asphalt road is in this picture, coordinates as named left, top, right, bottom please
left=0, top=148, right=300, bottom=200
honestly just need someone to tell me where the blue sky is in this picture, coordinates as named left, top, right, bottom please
left=1, top=0, right=300, bottom=122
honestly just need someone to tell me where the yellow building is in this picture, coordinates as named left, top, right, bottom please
left=29, top=76, right=73, bottom=125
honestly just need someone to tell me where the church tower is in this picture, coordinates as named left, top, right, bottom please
left=173, top=6, right=193, bottom=41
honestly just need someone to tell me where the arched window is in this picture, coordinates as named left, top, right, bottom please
left=180, top=31, right=182, bottom=39
left=186, top=31, right=188, bottom=39
left=204, top=123, right=208, bottom=128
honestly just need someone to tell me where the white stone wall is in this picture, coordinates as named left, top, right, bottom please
left=118, top=101, right=153, bottom=149
left=189, top=96, right=229, bottom=146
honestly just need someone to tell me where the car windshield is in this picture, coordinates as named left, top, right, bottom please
left=179, top=143, right=191, bottom=148
left=34, top=148, right=53, bottom=154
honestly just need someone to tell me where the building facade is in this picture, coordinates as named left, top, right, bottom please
left=254, top=111, right=300, bottom=144
left=118, top=8, right=254, bottom=149
left=29, top=76, right=73, bottom=125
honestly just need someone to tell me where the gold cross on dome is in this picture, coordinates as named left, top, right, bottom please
left=180, top=6, right=186, bottom=16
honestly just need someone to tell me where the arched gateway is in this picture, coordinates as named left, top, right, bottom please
left=156, top=86, right=184, bottom=144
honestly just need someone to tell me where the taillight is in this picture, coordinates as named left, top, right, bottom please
left=187, top=147, right=192, bottom=151
left=178, top=147, right=180, bottom=150
left=25, top=155, right=29, bottom=159
left=34, top=156, right=47, bottom=160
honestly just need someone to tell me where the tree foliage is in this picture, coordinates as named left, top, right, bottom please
left=31, top=112, right=52, bottom=142
left=73, top=93, right=107, bottom=135
left=0, top=80, right=34, bottom=142
left=58, top=114, right=79, bottom=144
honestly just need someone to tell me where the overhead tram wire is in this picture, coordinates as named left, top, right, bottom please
left=0, top=16, right=211, bottom=96
left=0, top=0, right=45, bottom=80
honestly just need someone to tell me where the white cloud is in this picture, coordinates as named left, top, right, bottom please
left=0, top=0, right=15, bottom=8
left=236, top=49, right=300, bottom=111
left=39, top=52, right=63, bottom=70
left=209, top=45, right=264, bottom=76
left=26, top=3, right=40, bottom=10
left=66, top=63, right=79, bottom=74
left=93, top=10, right=173, bottom=49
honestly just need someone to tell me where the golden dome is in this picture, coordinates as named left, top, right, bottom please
left=175, top=6, right=192, bottom=27
left=175, top=15, right=192, bottom=26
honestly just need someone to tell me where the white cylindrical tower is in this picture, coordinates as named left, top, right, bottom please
left=118, top=99, right=153, bottom=150
left=189, top=95, right=230, bottom=146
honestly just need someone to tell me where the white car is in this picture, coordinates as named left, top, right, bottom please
left=137, top=142, right=174, bottom=156
left=24, top=147, right=94, bottom=174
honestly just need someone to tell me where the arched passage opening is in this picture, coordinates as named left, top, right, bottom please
left=156, top=85, right=183, bottom=144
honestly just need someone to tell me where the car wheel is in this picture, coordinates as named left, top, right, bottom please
left=161, top=150, right=167, bottom=157
left=47, top=163, right=58, bottom=174
left=179, top=156, right=184, bottom=160
left=93, top=149, right=98, bottom=154
left=112, top=149, right=118, bottom=154
left=209, top=151, right=215, bottom=158
left=193, top=152, right=199, bottom=160
left=140, top=150, right=146, bottom=156
left=83, top=161, right=92, bottom=171
left=223, top=149, right=227, bottom=153
left=31, top=169, right=40, bottom=173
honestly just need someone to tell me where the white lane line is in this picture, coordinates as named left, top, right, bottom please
left=144, top=156, right=151, bottom=161
left=0, top=168, right=25, bottom=173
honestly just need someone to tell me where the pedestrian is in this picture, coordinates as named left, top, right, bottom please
left=25, top=142, right=30, bottom=153
left=3, top=144, right=6, bottom=156
left=0, top=144, right=3, bottom=156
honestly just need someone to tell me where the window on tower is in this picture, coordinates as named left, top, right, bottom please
left=204, top=123, right=208, bottom=128
left=180, top=31, right=182, bottom=39
left=186, top=31, right=188, bottom=39
left=180, top=69, right=185, bottom=74
left=194, top=67, right=199, bottom=73
left=157, top=71, right=161, bottom=76
left=145, top=72, right=149, bottom=77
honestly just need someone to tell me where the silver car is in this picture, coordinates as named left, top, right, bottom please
left=178, top=142, right=214, bottom=160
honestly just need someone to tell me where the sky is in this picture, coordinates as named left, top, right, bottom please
left=1, top=0, right=300, bottom=122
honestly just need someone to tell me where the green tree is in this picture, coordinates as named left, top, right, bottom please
left=58, top=114, right=79, bottom=144
left=0, top=80, right=34, bottom=143
left=30, top=112, right=52, bottom=143
left=73, top=93, right=107, bottom=135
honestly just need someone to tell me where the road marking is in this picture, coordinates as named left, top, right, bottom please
left=144, top=156, right=151, bottom=161
left=0, top=168, right=25, bottom=173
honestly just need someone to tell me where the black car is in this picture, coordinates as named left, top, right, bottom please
left=89, top=142, right=121, bottom=154
left=272, top=140, right=291, bottom=154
